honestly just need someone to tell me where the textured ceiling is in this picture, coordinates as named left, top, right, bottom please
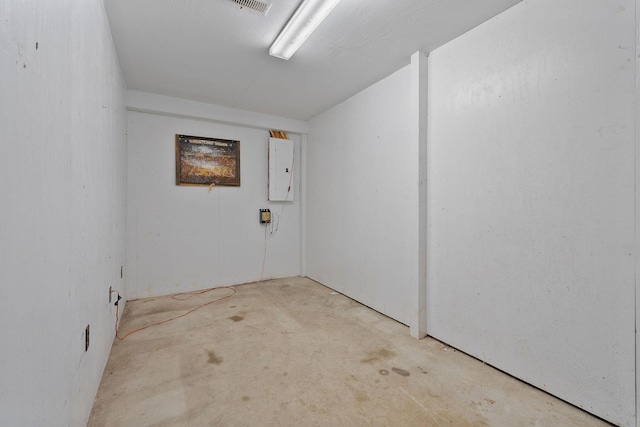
left=104, top=0, right=522, bottom=120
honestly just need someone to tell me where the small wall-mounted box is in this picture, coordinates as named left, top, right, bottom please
left=260, top=209, right=271, bottom=224
left=268, top=138, right=294, bottom=201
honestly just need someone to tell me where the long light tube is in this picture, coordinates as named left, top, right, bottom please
left=269, top=0, right=342, bottom=60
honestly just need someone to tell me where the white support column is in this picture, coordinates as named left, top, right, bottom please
left=410, top=51, right=428, bottom=339
left=635, top=1, right=640, bottom=425
left=299, top=134, right=308, bottom=277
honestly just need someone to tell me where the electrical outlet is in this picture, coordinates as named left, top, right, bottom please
left=85, top=325, right=90, bottom=351
left=109, top=286, right=112, bottom=303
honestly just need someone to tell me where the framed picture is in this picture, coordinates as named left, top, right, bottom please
left=175, top=134, right=240, bottom=186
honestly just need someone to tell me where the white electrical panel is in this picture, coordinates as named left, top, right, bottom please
left=268, top=137, right=294, bottom=201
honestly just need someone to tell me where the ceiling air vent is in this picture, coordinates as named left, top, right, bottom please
left=232, top=0, right=272, bottom=15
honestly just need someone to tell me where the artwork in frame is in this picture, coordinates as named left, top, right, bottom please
left=175, top=134, right=240, bottom=186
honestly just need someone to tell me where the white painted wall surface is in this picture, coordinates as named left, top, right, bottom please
left=0, top=1, right=127, bottom=426
left=127, top=111, right=300, bottom=298
left=636, top=2, right=640, bottom=424
left=427, top=1, right=636, bottom=425
left=306, top=66, right=416, bottom=326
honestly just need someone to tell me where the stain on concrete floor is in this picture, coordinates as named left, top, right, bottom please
left=207, top=350, right=223, bottom=365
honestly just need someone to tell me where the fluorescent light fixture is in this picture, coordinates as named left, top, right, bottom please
left=269, top=0, right=342, bottom=60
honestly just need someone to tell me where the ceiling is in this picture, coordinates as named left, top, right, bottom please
left=104, top=0, right=522, bottom=121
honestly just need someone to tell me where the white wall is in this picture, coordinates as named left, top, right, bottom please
left=0, top=1, right=127, bottom=426
left=126, top=111, right=301, bottom=298
left=305, top=65, right=418, bottom=326
left=636, top=2, right=640, bottom=424
left=427, top=1, right=636, bottom=425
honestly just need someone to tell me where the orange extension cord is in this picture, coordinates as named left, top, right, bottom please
left=114, top=286, right=238, bottom=340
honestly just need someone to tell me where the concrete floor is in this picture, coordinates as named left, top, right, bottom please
left=89, top=277, right=610, bottom=426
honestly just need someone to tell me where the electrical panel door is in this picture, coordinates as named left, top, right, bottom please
left=268, top=138, right=294, bottom=201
